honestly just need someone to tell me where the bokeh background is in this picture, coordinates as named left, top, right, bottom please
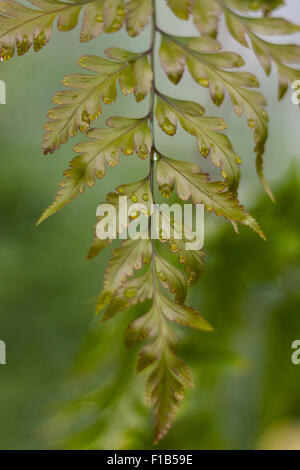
left=0, top=0, right=300, bottom=450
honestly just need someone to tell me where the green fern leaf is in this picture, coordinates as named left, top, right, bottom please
left=158, top=291, right=212, bottom=331
left=170, top=241, right=205, bottom=286
left=156, top=93, right=241, bottom=193
left=102, top=269, right=153, bottom=322
left=103, top=0, right=124, bottom=33
left=0, top=0, right=127, bottom=61
left=155, top=254, right=187, bottom=304
left=165, top=0, right=192, bottom=21
left=93, top=193, right=212, bottom=442
left=222, top=3, right=300, bottom=98
left=147, top=351, right=193, bottom=443
left=125, top=284, right=211, bottom=442
left=42, top=52, right=152, bottom=153
left=158, top=32, right=270, bottom=196
left=158, top=35, right=186, bottom=85
left=80, top=0, right=105, bottom=42
left=125, top=0, right=152, bottom=37
left=86, top=237, right=112, bottom=260
left=156, top=155, right=265, bottom=239
left=225, top=0, right=284, bottom=14
left=5, top=0, right=297, bottom=446
left=193, top=0, right=221, bottom=38
left=97, top=237, right=152, bottom=313
left=38, top=116, right=151, bottom=224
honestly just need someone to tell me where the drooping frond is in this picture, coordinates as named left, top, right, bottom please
left=2, top=0, right=297, bottom=446
left=93, top=177, right=212, bottom=441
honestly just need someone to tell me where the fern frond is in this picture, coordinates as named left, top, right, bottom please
left=192, top=0, right=221, bottom=38
left=220, top=1, right=300, bottom=98
left=124, top=258, right=211, bottom=444
left=156, top=155, right=265, bottom=239
left=224, top=0, right=284, bottom=15
left=155, top=92, right=241, bottom=193
left=43, top=51, right=152, bottom=154
left=4, top=0, right=298, bottom=446
left=97, top=210, right=212, bottom=441
left=165, top=0, right=285, bottom=37
left=158, top=31, right=270, bottom=196
left=97, top=236, right=152, bottom=313
left=38, top=116, right=151, bottom=224
left=165, top=0, right=193, bottom=21
left=125, top=0, right=152, bottom=37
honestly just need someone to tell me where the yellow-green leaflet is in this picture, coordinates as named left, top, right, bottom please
left=0, top=0, right=127, bottom=61
left=43, top=51, right=153, bottom=154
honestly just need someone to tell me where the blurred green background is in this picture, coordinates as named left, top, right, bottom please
left=0, top=0, right=300, bottom=450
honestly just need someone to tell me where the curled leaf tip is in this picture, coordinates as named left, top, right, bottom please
left=256, top=153, right=275, bottom=203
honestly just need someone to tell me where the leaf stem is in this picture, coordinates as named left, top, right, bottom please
left=149, top=0, right=157, bottom=176
left=149, top=0, right=157, bottom=201
left=149, top=0, right=158, bottom=303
